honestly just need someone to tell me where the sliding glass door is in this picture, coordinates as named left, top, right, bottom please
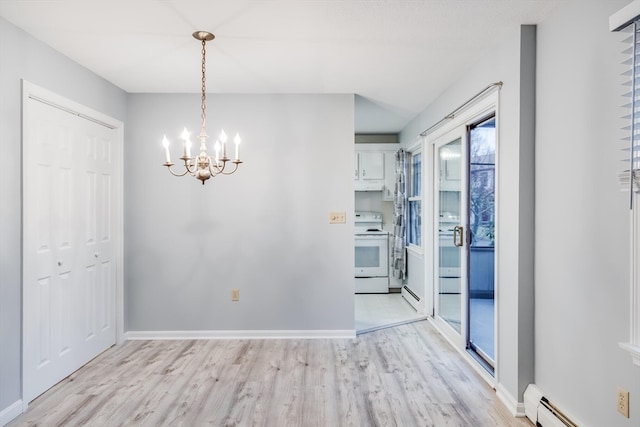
left=434, top=128, right=467, bottom=348
left=432, top=115, right=496, bottom=373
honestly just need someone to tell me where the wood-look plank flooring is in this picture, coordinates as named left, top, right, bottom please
left=9, top=321, right=533, bottom=427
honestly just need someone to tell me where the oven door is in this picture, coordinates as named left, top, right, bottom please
left=355, top=234, right=388, bottom=277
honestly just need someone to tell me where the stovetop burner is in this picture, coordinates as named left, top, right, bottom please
left=355, top=211, right=387, bottom=234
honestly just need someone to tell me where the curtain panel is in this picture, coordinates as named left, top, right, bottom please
left=392, top=149, right=408, bottom=279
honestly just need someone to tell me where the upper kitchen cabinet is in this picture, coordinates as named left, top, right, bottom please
left=356, top=151, right=384, bottom=181
left=354, top=138, right=399, bottom=193
left=383, top=151, right=396, bottom=201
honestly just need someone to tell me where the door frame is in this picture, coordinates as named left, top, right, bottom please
left=21, top=80, right=124, bottom=407
left=423, top=91, right=499, bottom=386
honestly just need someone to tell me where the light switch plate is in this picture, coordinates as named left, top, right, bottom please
left=329, top=212, right=346, bottom=224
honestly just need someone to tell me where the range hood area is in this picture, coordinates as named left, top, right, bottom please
left=355, top=182, right=385, bottom=192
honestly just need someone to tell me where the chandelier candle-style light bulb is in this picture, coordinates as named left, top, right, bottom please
left=163, top=135, right=171, bottom=163
left=161, top=30, right=243, bottom=185
left=186, top=139, right=192, bottom=159
left=180, top=128, right=191, bottom=158
left=234, top=133, right=241, bottom=160
left=220, top=129, right=227, bottom=159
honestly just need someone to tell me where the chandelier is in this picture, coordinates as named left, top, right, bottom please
left=162, top=31, right=242, bottom=185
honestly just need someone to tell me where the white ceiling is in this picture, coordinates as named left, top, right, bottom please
left=0, top=0, right=565, bottom=133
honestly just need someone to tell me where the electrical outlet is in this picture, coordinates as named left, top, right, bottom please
left=329, top=211, right=346, bottom=224
left=231, top=289, right=239, bottom=301
left=617, top=387, right=629, bottom=418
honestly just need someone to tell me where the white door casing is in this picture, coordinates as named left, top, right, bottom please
left=22, top=81, right=123, bottom=404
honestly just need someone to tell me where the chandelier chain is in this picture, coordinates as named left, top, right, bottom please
left=201, top=38, right=207, bottom=134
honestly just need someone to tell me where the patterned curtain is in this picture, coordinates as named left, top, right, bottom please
left=392, top=149, right=408, bottom=280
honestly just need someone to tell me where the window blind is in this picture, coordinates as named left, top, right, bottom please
left=612, top=1, right=640, bottom=366
left=619, top=21, right=640, bottom=206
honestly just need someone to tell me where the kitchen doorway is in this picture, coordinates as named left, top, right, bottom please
left=354, top=163, right=427, bottom=334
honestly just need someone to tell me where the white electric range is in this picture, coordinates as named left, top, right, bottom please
left=354, top=211, right=389, bottom=293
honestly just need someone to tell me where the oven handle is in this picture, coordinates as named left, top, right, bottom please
left=355, top=234, right=389, bottom=239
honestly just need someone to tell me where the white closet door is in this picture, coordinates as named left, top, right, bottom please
left=78, top=109, right=117, bottom=361
left=23, top=93, right=117, bottom=403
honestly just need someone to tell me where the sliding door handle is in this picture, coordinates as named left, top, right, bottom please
left=453, top=225, right=464, bottom=247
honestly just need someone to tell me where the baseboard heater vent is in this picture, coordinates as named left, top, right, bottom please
left=403, top=285, right=420, bottom=301
left=524, top=385, right=579, bottom=427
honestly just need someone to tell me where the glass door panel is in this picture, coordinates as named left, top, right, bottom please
left=468, top=117, right=496, bottom=367
left=436, top=137, right=464, bottom=334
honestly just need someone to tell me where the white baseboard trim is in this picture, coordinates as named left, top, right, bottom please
left=425, top=318, right=496, bottom=387
left=496, top=384, right=526, bottom=418
left=125, top=329, right=356, bottom=340
left=0, top=399, right=23, bottom=427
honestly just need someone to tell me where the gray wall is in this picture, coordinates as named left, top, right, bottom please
left=400, top=0, right=640, bottom=425
left=1, top=16, right=355, bottom=418
left=125, top=93, right=355, bottom=332
left=0, top=17, right=127, bottom=416
left=536, top=0, right=639, bottom=425
left=400, top=24, right=536, bottom=408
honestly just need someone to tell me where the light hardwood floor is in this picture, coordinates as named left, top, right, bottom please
left=10, top=321, right=532, bottom=427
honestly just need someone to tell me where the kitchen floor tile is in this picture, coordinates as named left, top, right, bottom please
left=355, top=293, right=427, bottom=334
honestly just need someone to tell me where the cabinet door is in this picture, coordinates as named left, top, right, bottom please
left=383, top=151, right=396, bottom=200
left=355, top=153, right=359, bottom=180
left=359, top=151, right=384, bottom=180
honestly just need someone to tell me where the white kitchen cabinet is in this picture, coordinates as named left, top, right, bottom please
left=355, top=150, right=384, bottom=190
left=356, top=151, right=384, bottom=180
left=355, top=143, right=400, bottom=192
left=383, top=150, right=396, bottom=201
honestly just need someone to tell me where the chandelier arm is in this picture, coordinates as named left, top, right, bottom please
left=208, top=157, right=225, bottom=176
left=182, top=156, right=198, bottom=174
left=218, top=162, right=241, bottom=175
left=164, top=163, right=194, bottom=177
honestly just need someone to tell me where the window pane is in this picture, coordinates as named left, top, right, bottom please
left=469, top=117, right=495, bottom=248
left=411, top=153, right=422, bottom=196
left=409, top=200, right=421, bottom=246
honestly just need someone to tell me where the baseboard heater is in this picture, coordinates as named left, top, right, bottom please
left=524, top=385, right=579, bottom=427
